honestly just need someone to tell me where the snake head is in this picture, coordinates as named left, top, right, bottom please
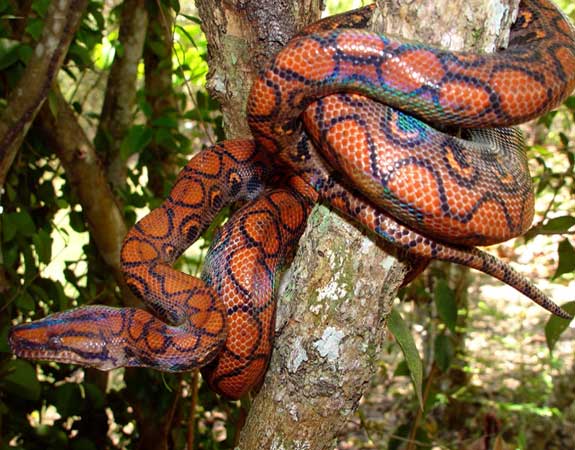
left=9, top=306, right=125, bottom=370
left=9, top=305, right=227, bottom=372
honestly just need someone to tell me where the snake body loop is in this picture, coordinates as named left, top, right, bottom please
left=10, top=0, right=575, bottom=399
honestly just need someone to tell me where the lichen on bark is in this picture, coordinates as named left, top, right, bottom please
left=196, top=0, right=517, bottom=447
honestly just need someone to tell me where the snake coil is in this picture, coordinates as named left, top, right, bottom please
left=10, top=0, right=575, bottom=399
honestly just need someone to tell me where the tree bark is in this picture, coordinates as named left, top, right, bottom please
left=95, top=0, right=148, bottom=193
left=143, top=2, right=179, bottom=197
left=0, top=0, right=88, bottom=187
left=198, top=0, right=517, bottom=448
left=196, top=0, right=322, bottom=138
left=36, top=86, right=139, bottom=307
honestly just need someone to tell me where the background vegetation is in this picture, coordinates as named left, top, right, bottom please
left=0, top=0, right=573, bottom=448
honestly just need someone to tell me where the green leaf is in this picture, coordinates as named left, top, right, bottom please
left=3, top=210, right=36, bottom=240
left=120, top=125, right=153, bottom=160
left=564, top=95, right=575, bottom=111
left=542, top=216, right=575, bottom=233
left=47, top=89, right=59, bottom=117
left=52, top=383, right=82, bottom=418
left=553, top=238, right=575, bottom=279
left=434, top=334, right=454, bottom=372
left=0, top=38, right=21, bottom=70
left=545, top=301, right=575, bottom=354
left=69, top=210, right=86, bottom=233
left=71, top=438, right=99, bottom=450
left=0, top=360, right=41, bottom=401
left=434, top=279, right=457, bottom=333
left=25, top=17, right=44, bottom=40
left=168, top=0, right=180, bottom=13
left=387, top=308, right=423, bottom=408
left=392, top=359, right=410, bottom=377
left=84, top=382, right=106, bottom=410
left=15, top=291, right=35, bottom=312
left=33, top=228, right=52, bottom=264
left=179, top=13, right=202, bottom=25
left=151, top=115, right=179, bottom=128
left=0, top=324, right=10, bottom=353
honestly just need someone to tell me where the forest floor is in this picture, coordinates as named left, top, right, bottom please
left=337, top=235, right=575, bottom=450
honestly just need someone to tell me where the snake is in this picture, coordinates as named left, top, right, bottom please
left=9, top=0, right=575, bottom=400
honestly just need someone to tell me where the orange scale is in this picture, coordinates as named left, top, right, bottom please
left=213, top=358, right=268, bottom=399
left=170, top=332, right=204, bottom=354
left=226, top=311, right=262, bottom=358
left=243, top=211, right=281, bottom=255
left=338, top=59, right=379, bottom=82
left=125, top=277, right=148, bottom=298
left=278, top=199, right=305, bottom=229
left=556, top=46, right=575, bottom=85
left=193, top=149, right=222, bottom=176
left=170, top=178, right=205, bottom=205
left=186, top=288, right=217, bottom=313
left=277, top=39, right=336, bottom=81
left=380, top=49, right=445, bottom=93
left=490, top=70, right=548, bottom=118
left=144, top=327, right=169, bottom=353
left=178, top=216, right=201, bottom=238
left=229, top=247, right=265, bottom=292
left=199, top=314, right=225, bottom=339
left=247, top=81, right=279, bottom=116
left=464, top=202, right=510, bottom=243
left=439, top=81, right=491, bottom=117
left=122, top=237, right=159, bottom=262
left=388, top=165, right=442, bottom=214
left=326, top=120, right=371, bottom=171
left=335, top=30, right=386, bottom=57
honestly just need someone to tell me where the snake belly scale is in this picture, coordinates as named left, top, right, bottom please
left=9, top=0, right=575, bottom=399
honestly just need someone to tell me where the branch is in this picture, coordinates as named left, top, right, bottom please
left=96, top=0, right=148, bottom=192
left=36, top=86, right=139, bottom=307
left=0, top=0, right=88, bottom=187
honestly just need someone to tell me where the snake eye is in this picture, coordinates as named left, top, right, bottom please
left=47, top=335, right=62, bottom=350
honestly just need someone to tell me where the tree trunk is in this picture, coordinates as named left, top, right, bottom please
left=197, top=0, right=516, bottom=448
